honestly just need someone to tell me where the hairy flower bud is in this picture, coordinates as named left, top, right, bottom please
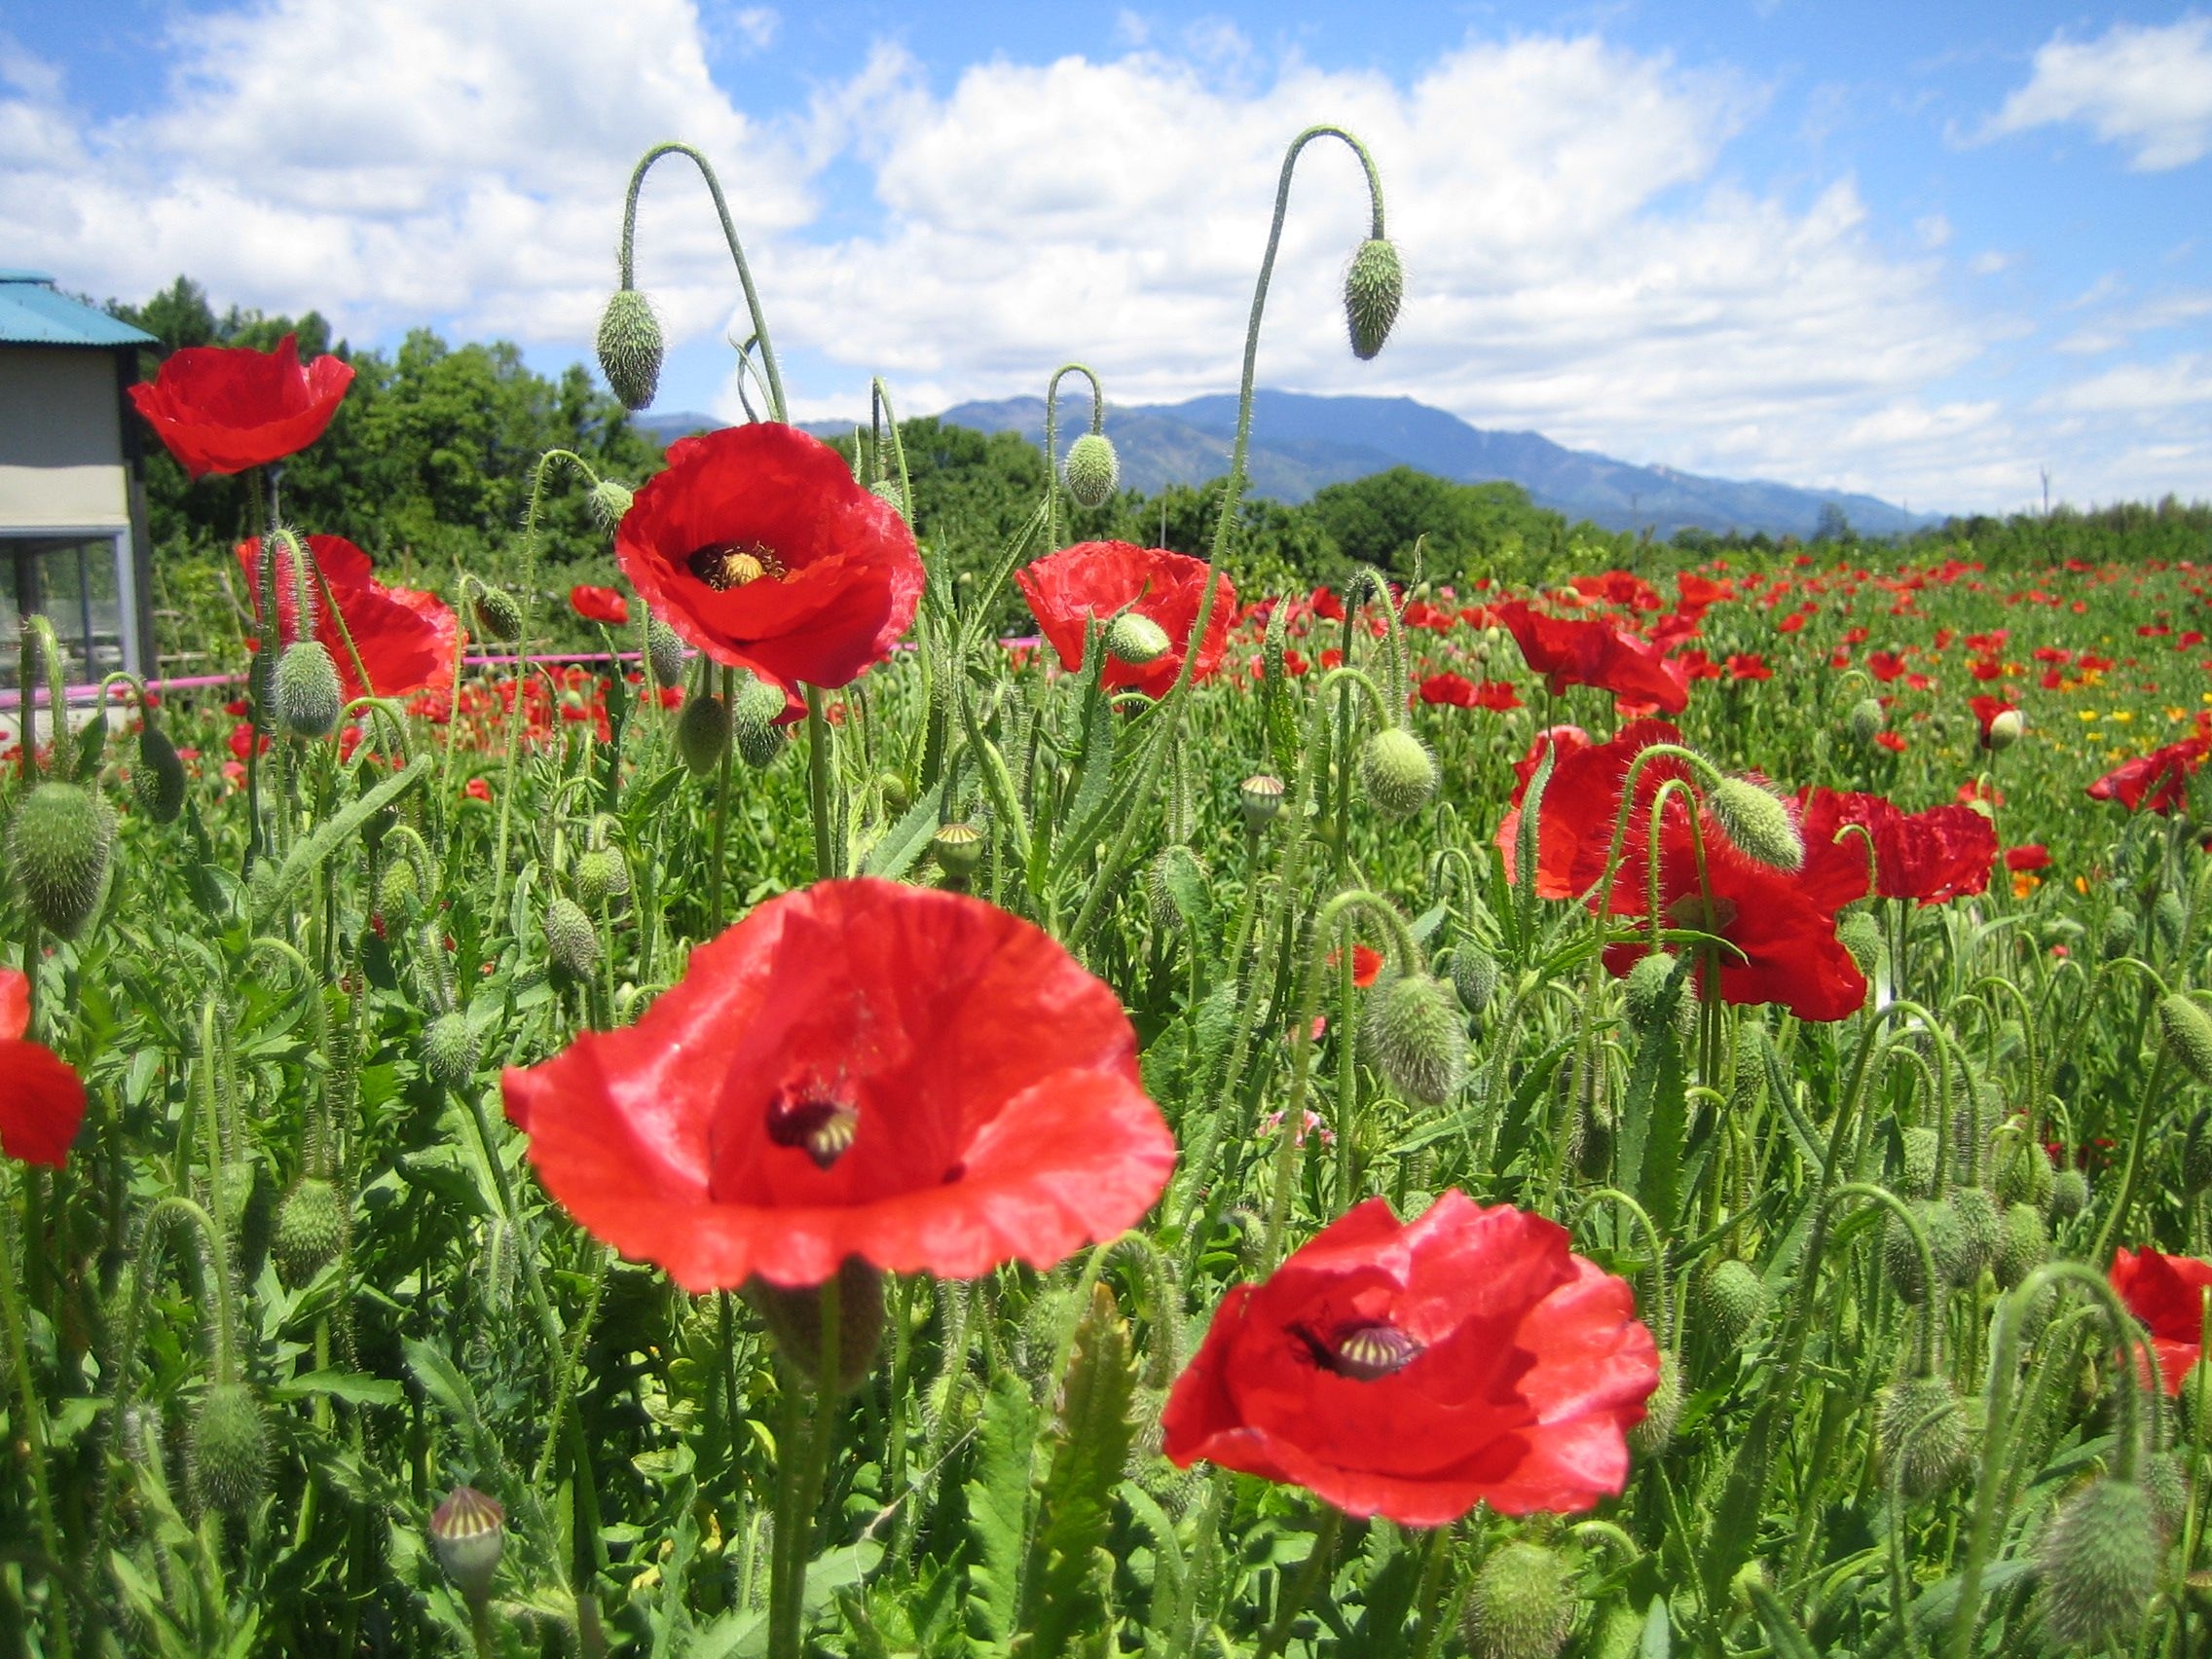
left=466, top=578, right=524, bottom=643
left=731, top=674, right=790, bottom=769
left=744, top=1256, right=886, bottom=1395
left=274, top=1177, right=350, bottom=1287
left=646, top=618, right=686, bottom=688
left=2158, top=993, right=2212, bottom=1084
left=430, top=1486, right=506, bottom=1610
left=587, top=478, right=635, bottom=531
left=1451, top=942, right=1500, bottom=1017
left=1848, top=696, right=1886, bottom=746
left=543, top=896, right=599, bottom=980
left=596, top=288, right=663, bottom=412
left=1993, top=1130, right=2056, bottom=1211
left=676, top=689, right=730, bottom=777
left=1062, top=431, right=1120, bottom=508
left=189, top=1382, right=272, bottom=1515
left=1461, top=1540, right=1574, bottom=1659
left=574, top=846, right=631, bottom=915
left=1994, top=1200, right=2049, bottom=1288
left=9, top=781, right=114, bottom=939
left=1105, top=610, right=1171, bottom=667
left=1622, top=950, right=1694, bottom=1042
left=1837, top=910, right=1883, bottom=977
left=1899, top=1124, right=1939, bottom=1199
left=2103, top=906, right=2138, bottom=961
left=2050, top=1165, right=2090, bottom=1223
left=133, top=722, right=188, bottom=824
left=377, top=858, right=421, bottom=924
left=1983, top=707, right=2024, bottom=751
left=1358, top=726, right=1439, bottom=820
left=423, top=1011, right=479, bottom=1091
left=1344, top=238, right=1405, bottom=362
left=1707, top=775, right=1804, bottom=871
left=1696, top=1258, right=1766, bottom=1349
left=2036, top=1480, right=2162, bottom=1652
left=1948, top=1186, right=2002, bottom=1284
left=1360, top=971, right=1467, bottom=1105
left=1878, top=1373, right=1974, bottom=1499
left=1629, top=1347, right=1681, bottom=1456
left=275, top=640, right=343, bottom=738
left=1885, top=1198, right=1966, bottom=1305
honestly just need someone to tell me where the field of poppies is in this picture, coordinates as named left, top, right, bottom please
left=10, top=129, right=2212, bottom=1659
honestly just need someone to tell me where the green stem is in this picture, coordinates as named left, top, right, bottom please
left=768, top=1272, right=841, bottom=1659
left=0, top=1170, right=71, bottom=1658
left=1255, top=1508, right=1343, bottom=1659
left=805, top=685, right=835, bottom=882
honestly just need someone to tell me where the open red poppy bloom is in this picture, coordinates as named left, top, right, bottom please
left=128, top=333, right=353, bottom=478
left=1419, top=672, right=1479, bottom=708
left=1796, top=789, right=1997, bottom=905
left=1015, top=541, right=1237, bottom=700
left=1161, top=1193, right=1658, bottom=1526
left=2005, top=844, right=2051, bottom=871
left=237, top=535, right=460, bottom=702
left=1496, top=719, right=1686, bottom=902
left=501, top=879, right=1174, bottom=1292
left=615, top=424, right=923, bottom=693
left=2111, top=1246, right=2212, bottom=1393
left=1493, top=601, right=1689, bottom=713
left=571, top=585, right=630, bottom=626
left=0, top=972, right=87, bottom=1169
left=1968, top=695, right=2019, bottom=747
left=2089, top=736, right=2212, bottom=815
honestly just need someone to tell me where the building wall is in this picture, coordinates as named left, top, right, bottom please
left=0, top=346, right=131, bottom=529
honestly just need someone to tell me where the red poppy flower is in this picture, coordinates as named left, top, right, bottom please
left=571, top=585, right=631, bottom=626
left=128, top=333, right=354, bottom=479
left=2089, top=737, right=2212, bottom=815
left=501, top=879, right=1174, bottom=1292
left=1326, top=945, right=1384, bottom=988
left=1875, top=730, right=1907, bottom=755
left=1725, top=653, right=1772, bottom=682
left=1475, top=680, right=1522, bottom=711
left=1015, top=542, right=1237, bottom=700
left=1160, top=1193, right=1658, bottom=1526
left=615, top=423, right=922, bottom=693
left=1867, top=649, right=1906, bottom=682
left=237, top=535, right=460, bottom=701
left=0, top=972, right=87, bottom=1168
left=1419, top=673, right=1478, bottom=708
left=1796, top=789, right=1997, bottom=906
left=2005, top=844, right=2051, bottom=872
left=465, top=778, right=493, bottom=804
left=2111, top=1247, right=2212, bottom=1393
left=1968, top=695, right=2018, bottom=746
left=1492, top=602, right=1689, bottom=714
left=1497, top=719, right=1686, bottom=902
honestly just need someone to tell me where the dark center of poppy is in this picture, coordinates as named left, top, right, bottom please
left=1313, top=1320, right=1420, bottom=1381
left=687, top=541, right=785, bottom=591
left=1666, top=893, right=1739, bottom=933
left=765, top=1091, right=859, bottom=1170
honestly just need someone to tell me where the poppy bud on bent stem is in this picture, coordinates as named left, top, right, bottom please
left=596, top=288, right=663, bottom=412
left=1063, top=431, right=1120, bottom=508
left=1461, top=1541, right=1576, bottom=1659
left=1358, top=726, right=1439, bottom=820
left=1344, top=238, right=1404, bottom=361
left=275, top=641, right=344, bottom=738
left=9, top=781, right=115, bottom=939
left=1360, top=971, right=1467, bottom=1105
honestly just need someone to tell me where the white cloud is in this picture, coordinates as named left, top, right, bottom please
left=1984, top=18, right=2212, bottom=169
left=2048, top=354, right=2212, bottom=414
left=1969, top=250, right=2009, bottom=276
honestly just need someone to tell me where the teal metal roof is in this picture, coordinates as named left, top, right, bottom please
left=0, top=271, right=156, bottom=349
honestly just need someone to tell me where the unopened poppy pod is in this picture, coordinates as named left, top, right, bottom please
left=501, top=879, right=1176, bottom=1292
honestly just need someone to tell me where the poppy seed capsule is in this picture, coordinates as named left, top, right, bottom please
left=587, top=478, right=635, bottom=531
left=932, top=822, right=985, bottom=881
left=1696, top=1258, right=1766, bottom=1349
left=731, top=675, right=790, bottom=769
left=1848, top=696, right=1886, bottom=745
left=1105, top=610, right=1170, bottom=667
left=645, top=619, right=685, bottom=688
left=1360, top=972, right=1467, bottom=1105
left=188, top=1382, right=271, bottom=1515
left=275, top=640, right=344, bottom=738
left=1877, top=1373, right=1973, bottom=1498
left=1344, top=237, right=1404, bottom=362
left=9, top=781, right=114, bottom=939
left=274, top=1177, right=350, bottom=1287
left=430, top=1485, right=506, bottom=1609
left=1707, top=776, right=1803, bottom=871
left=595, top=287, right=663, bottom=411
left=676, top=689, right=730, bottom=777
left=1063, top=431, right=1120, bottom=508
left=133, top=723, right=188, bottom=824
left=1984, top=707, right=2024, bottom=750
left=2158, top=993, right=2212, bottom=1084
left=1451, top=942, right=1500, bottom=1017
left=1460, top=1540, right=1575, bottom=1659
left=745, top=1257, right=886, bottom=1395
left=1359, top=726, right=1439, bottom=820
left=543, top=897, right=599, bottom=980
left=467, top=579, right=524, bottom=643
left=2050, top=1165, right=2090, bottom=1222
left=2035, top=1480, right=2162, bottom=1651
left=1238, top=773, right=1286, bottom=831
left=424, top=1012, right=479, bottom=1091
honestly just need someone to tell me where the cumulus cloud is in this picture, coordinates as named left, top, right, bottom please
left=1983, top=18, right=2212, bottom=169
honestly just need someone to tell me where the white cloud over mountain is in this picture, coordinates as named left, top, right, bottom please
left=0, top=1, right=2201, bottom=513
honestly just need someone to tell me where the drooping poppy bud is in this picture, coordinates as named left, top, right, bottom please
left=189, top=1382, right=272, bottom=1515
left=596, top=288, right=663, bottom=411
left=424, top=1012, right=479, bottom=1091
left=1460, top=1540, right=1575, bottom=1659
left=1106, top=610, right=1171, bottom=667
left=1695, top=1257, right=1766, bottom=1348
left=2158, top=993, right=2212, bottom=1083
left=1994, top=1200, right=2048, bottom=1288
left=574, top=847, right=630, bottom=914
left=1984, top=707, right=2024, bottom=751
left=134, top=723, right=188, bottom=824
left=1885, top=1198, right=1966, bottom=1305
left=9, top=781, right=114, bottom=939
left=1358, top=727, right=1439, bottom=820
left=1848, top=696, right=1885, bottom=746
left=1948, top=1186, right=2002, bottom=1284
left=1063, top=431, right=1120, bottom=508
left=377, top=858, right=421, bottom=924
left=544, top=897, right=599, bottom=980
left=1344, top=238, right=1404, bottom=362
left=1451, top=942, right=1500, bottom=1017
left=1877, top=1373, right=1972, bottom=1499
left=1629, top=1347, right=1681, bottom=1456
left=1360, top=971, right=1466, bottom=1105
left=587, top=478, right=635, bottom=531
left=429, top=1486, right=507, bottom=1610
left=466, top=578, right=524, bottom=643
left=731, top=675, right=790, bottom=769
left=646, top=618, right=686, bottom=688
left=2035, top=1480, right=2161, bottom=1652
left=1707, top=775, right=1804, bottom=872
left=2050, top=1165, right=2090, bottom=1222
left=274, top=1177, right=350, bottom=1288
left=1899, top=1124, right=1939, bottom=1199
left=676, top=689, right=730, bottom=777
left=276, top=640, right=344, bottom=738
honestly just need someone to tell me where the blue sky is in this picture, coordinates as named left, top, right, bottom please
left=5, top=0, right=2210, bottom=514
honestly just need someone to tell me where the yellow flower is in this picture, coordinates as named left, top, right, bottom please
left=2110, top=710, right=2134, bottom=723
left=2079, top=710, right=2100, bottom=722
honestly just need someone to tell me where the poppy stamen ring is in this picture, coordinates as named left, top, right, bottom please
left=766, top=1091, right=859, bottom=1170
left=688, top=541, right=786, bottom=591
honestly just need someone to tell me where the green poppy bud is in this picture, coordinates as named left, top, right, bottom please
left=9, top=780, right=114, bottom=939
left=429, top=1486, right=507, bottom=1610
left=574, top=846, right=630, bottom=914
left=1885, top=1198, right=1966, bottom=1305
left=1063, top=431, right=1121, bottom=508
left=1146, top=845, right=1205, bottom=935
left=1878, top=1373, right=1973, bottom=1499
left=1696, top=1258, right=1766, bottom=1349
left=1837, top=910, right=1883, bottom=977
left=1848, top=696, right=1885, bottom=745
left=1984, top=707, right=2024, bottom=750
left=543, top=896, right=599, bottom=980
left=1451, top=942, right=1500, bottom=1017
left=2184, top=1110, right=2212, bottom=1196
left=676, top=689, right=730, bottom=777
left=1360, top=971, right=1466, bottom=1105
left=1344, top=237, right=1404, bottom=362
left=377, top=858, right=421, bottom=924
left=274, top=1177, right=350, bottom=1287
left=189, top=1382, right=272, bottom=1515
left=744, top=1256, right=886, bottom=1396
left=1238, top=773, right=1285, bottom=831
left=275, top=640, right=344, bottom=738
left=1629, top=1347, right=1682, bottom=1456
left=587, top=478, right=635, bottom=531
left=2156, top=889, right=2189, bottom=952
left=1993, top=1131, right=2056, bottom=1211
left=877, top=771, right=911, bottom=817
left=1622, top=950, right=1694, bottom=1042
left=1460, top=1540, right=1574, bottom=1659
left=423, top=1012, right=479, bottom=1091
left=1994, top=1200, right=2048, bottom=1289
left=133, top=722, right=188, bottom=824
left=466, top=578, right=524, bottom=643
left=1707, top=775, right=1804, bottom=871
left=2144, top=1450, right=2190, bottom=1541
left=596, top=287, right=663, bottom=411
left=1899, top=1124, right=1939, bottom=1199
left=1358, top=726, right=1439, bottom=820
left=1105, top=610, right=1171, bottom=667
left=1948, top=1186, right=2002, bottom=1283
left=2182, top=1360, right=2212, bottom=1443
left=2035, top=1480, right=2161, bottom=1652
left=2159, top=993, right=2212, bottom=1083
left=2050, top=1165, right=2090, bottom=1222
left=646, top=618, right=685, bottom=688
left=2104, top=906, right=2138, bottom=960
left=731, top=674, right=790, bottom=769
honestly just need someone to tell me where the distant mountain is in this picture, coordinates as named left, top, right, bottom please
left=633, top=410, right=722, bottom=444
left=662, top=388, right=1936, bottom=539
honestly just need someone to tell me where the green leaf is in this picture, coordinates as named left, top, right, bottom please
left=1020, top=1283, right=1136, bottom=1659
left=861, top=775, right=948, bottom=879
left=251, top=754, right=431, bottom=921
left=966, top=1368, right=1038, bottom=1644
left=1640, top=1595, right=1672, bottom=1659
left=273, top=1369, right=404, bottom=1409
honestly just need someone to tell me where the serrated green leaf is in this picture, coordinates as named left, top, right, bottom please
left=1020, top=1283, right=1136, bottom=1659
left=967, top=1367, right=1039, bottom=1643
